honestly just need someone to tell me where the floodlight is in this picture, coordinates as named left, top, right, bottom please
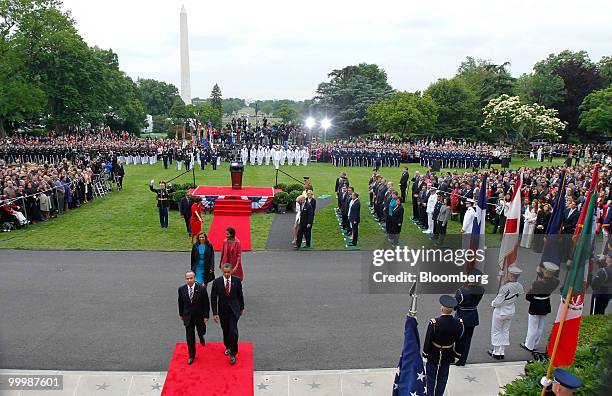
left=305, top=117, right=316, bottom=129
left=321, top=118, right=331, bottom=130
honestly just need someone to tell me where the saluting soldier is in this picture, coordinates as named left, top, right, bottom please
left=521, top=262, right=559, bottom=352
left=423, top=295, right=464, bottom=396
left=454, top=269, right=485, bottom=366
left=149, top=179, right=170, bottom=228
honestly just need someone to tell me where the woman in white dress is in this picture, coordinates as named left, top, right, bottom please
left=520, top=201, right=538, bottom=248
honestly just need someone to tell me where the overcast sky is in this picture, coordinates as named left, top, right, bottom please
left=61, top=0, right=611, bottom=101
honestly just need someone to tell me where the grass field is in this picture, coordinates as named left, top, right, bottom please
left=0, top=156, right=564, bottom=251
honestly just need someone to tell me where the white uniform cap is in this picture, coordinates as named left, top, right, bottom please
left=542, top=262, right=559, bottom=272
left=508, top=266, right=523, bottom=275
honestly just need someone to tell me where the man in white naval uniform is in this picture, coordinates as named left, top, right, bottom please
left=280, top=147, right=287, bottom=166
left=287, top=147, right=295, bottom=166
left=257, top=146, right=264, bottom=165
left=302, top=147, right=309, bottom=166
left=265, top=147, right=271, bottom=165
left=425, top=186, right=438, bottom=235
left=272, top=146, right=281, bottom=170
left=249, top=146, right=256, bottom=166
left=489, top=266, right=524, bottom=360
left=240, top=146, right=248, bottom=164
left=461, top=199, right=476, bottom=234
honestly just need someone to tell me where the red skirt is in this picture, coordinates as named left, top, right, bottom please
left=190, top=219, right=202, bottom=236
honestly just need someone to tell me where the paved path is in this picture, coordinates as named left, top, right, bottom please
left=0, top=249, right=545, bottom=373
left=266, top=198, right=330, bottom=250
left=0, top=363, right=525, bottom=395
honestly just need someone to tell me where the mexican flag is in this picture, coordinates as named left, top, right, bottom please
left=547, top=164, right=599, bottom=367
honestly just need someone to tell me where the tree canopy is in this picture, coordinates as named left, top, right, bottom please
left=366, top=91, right=437, bottom=136
left=579, top=86, right=612, bottom=138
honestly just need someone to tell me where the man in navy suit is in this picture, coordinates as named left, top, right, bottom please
left=347, top=192, right=361, bottom=246
left=295, top=195, right=314, bottom=249
left=211, top=264, right=245, bottom=364
left=178, top=271, right=210, bottom=364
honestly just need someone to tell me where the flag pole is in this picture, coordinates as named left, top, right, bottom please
left=540, top=284, right=573, bottom=396
left=408, top=280, right=418, bottom=317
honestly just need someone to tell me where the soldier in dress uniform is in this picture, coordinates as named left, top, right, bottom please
left=149, top=179, right=170, bottom=228
left=454, top=269, right=485, bottom=366
left=422, top=295, right=464, bottom=396
left=542, top=368, right=583, bottom=395
left=489, top=266, right=524, bottom=360
left=521, top=261, right=560, bottom=352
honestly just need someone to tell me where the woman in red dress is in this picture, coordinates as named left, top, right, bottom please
left=450, top=182, right=460, bottom=213
left=190, top=196, right=204, bottom=244
left=220, top=227, right=243, bottom=280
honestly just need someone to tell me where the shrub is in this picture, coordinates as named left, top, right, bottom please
left=170, top=189, right=187, bottom=203
left=275, top=183, right=288, bottom=192
left=286, top=183, right=304, bottom=193
left=273, top=191, right=290, bottom=205
left=502, top=314, right=612, bottom=396
left=288, top=190, right=302, bottom=209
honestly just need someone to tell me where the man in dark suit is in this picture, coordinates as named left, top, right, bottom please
left=178, top=271, right=210, bottom=364
left=399, top=167, right=409, bottom=203
left=411, top=171, right=422, bottom=221
left=562, top=200, right=579, bottom=234
left=179, top=193, right=193, bottom=236
left=211, top=264, right=245, bottom=364
left=295, top=195, right=314, bottom=249
left=347, top=192, right=360, bottom=246
left=335, top=172, right=348, bottom=211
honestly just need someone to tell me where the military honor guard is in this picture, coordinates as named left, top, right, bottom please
left=489, top=266, right=524, bottom=360
left=521, top=262, right=560, bottom=352
left=454, top=269, right=485, bottom=365
left=422, top=295, right=464, bottom=396
left=149, top=179, right=170, bottom=228
left=542, top=369, right=582, bottom=395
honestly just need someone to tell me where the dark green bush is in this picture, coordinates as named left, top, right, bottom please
left=501, top=314, right=612, bottom=396
left=170, top=189, right=187, bottom=203
left=286, top=183, right=304, bottom=193
left=273, top=191, right=290, bottom=205
left=275, top=183, right=288, bottom=192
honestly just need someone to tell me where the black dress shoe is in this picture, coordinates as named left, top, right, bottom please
left=454, top=362, right=466, bottom=366
left=224, top=349, right=231, bottom=356
left=519, top=342, right=532, bottom=352
left=229, top=356, right=236, bottom=365
left=188, top=357, right=194, bottom=365
left=200, top=337, right=205, bottom=346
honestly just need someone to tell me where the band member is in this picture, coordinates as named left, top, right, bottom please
left=211, top=264, right=245, bottom=365
left=423, top=295, right=464, bottom=396
left=178, top=271, right=209, bottom=364
left=149, top=179, right=170, bottom=228
left=521, top=262, right=559, bottom=352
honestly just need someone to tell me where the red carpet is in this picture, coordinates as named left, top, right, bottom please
left=191, top=186, right=275, bottom=197
left=162, top=342, right=253, bottom=396
left=207, top=199, right=252, bottom=252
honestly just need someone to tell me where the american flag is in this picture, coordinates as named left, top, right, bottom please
left=392, top=316, right=427, bottom=396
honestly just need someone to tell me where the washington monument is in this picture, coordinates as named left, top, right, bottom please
left=179, top=5, right=191, bottom=104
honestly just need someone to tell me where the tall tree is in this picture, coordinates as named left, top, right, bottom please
left=275, top=103, right=297, bottom=123
left=195, top=102, right=221, bottom=129
left=313, top=63, right=393, bottom=135
left=137, top=78, right=180, bottom=116
left=579, top=86, right=612, bottom=138
left=365, top=91, right=437, bottom=136
left=425, top=77, right=479, bottom=138
left=457, top=57, right=515, bottom=107
left=210, top=83, right=222, bottom=114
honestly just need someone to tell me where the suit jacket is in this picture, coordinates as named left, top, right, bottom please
left=307, top=197, right=317, bottom=213
left=298, top=201, right=314, bottom=227
left=178, top=283, right=210, bottom=326
left=179, top=197, right=193, bottom=219
left=211, top=276, right=245, bottom=319
left=400, top=171, right=409, bottom=188
left=348, top=199, right=361, bottom=223
left=562, top=208, right=579, bottom=234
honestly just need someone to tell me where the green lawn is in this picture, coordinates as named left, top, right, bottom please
left=0, top=156, right=565, bottom=251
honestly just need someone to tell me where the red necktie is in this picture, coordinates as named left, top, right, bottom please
left=225, top=279, right=230, bottom=295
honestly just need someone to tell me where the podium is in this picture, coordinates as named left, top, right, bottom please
left=230, top=162, right=244, bottom=189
